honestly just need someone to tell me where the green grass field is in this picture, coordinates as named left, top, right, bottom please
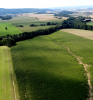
left=11, top=31, right=89, bottom=100
left=0, top=46, right=15, bottom=100
left=49, top=30, right=93, bottom=87
left=0, top=23, right=21, bottom=35
left=87, top=21, right=93, bottom=26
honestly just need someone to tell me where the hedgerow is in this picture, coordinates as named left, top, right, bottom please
left=0, top=25, right=63, bottom=47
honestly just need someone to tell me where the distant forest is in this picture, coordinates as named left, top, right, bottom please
left=0, top=15, right=12, bottom=20
left=0, top=8, right=53, bottom=15
left=54, top=11, right=74, bottom=17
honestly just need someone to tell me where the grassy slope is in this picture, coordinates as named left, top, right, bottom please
left=11, top=31, right=88, bottom=100
left=0, top=23, right=21, bottom=35
left=87, top=21, right=93, bottom=26
left=49, top=30, right=93, bottom=87
left=0, top=46, right=15, bottom=100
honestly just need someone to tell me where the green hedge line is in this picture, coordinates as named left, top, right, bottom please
left=0, top=26, right=63, bottom=47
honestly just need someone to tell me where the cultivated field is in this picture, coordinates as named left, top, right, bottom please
left=18, top=25, right=56, bottom=32
left=17, top=13, right=68, bottom=20
left=11, top=31, right=89, bottom=100
left=0, top=15, right=63, bottom=32
left=0, top=46, right=17, bottom=100
left=0, top=14, right=63, bottom=26
left=25, top=13, right=57, bottom=20
left=0, top=23, right=21, bottom=35
left=62, top=29, right=93, bottom=40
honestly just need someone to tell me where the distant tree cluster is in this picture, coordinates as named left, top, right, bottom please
left=30, top=24, right=37, bottom=27
left=0, top=15, right=12, bottom=20
left=39, top=24, right=46, bottom=26
left=16, top=25, right=24, bottom=27
left=54, top=11, right=74, bottom=17
left=62, top=16, right=93, bottom=30
left=30, top=22, right=58, bottom=27
left=54, top=13, right=70, bottom=17
left=36, top=12, right=47, bottom=14
left=46, top=22, right=58, bottom=25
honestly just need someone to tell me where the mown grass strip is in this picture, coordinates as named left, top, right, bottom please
left=0, top=46, right=15, bottom=100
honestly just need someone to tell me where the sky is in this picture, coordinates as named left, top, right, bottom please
left=1, top=0, right=93, bottom=8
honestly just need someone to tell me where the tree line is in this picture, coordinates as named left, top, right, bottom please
left=0, top=15, right=12, bottom=20
left=54, top=11, right=74, bottom=17
left=0, top=8, right=53, bottom=15
left=0, top=26, right=62, bottom=47
left=30, top=22, right=58, bottom=27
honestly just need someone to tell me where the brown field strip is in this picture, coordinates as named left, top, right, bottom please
left=62, top=29, right=93, bottom=40
left=18, top=13, right=57, bottom=20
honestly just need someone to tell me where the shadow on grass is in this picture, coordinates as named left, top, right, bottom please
left=15, top=69, right=88, bottom=100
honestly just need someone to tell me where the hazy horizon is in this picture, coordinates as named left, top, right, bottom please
left=0, top=0, right=93, bottom=9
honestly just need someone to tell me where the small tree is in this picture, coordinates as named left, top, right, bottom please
left=5, top=27, right=7, bottom=30
left=47, top=22, right=51, bottom=25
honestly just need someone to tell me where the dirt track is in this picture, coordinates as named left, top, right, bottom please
left=63, top=45, right=93, bottom=100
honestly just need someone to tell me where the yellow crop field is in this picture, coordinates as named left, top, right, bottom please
left=62, top=29, right=93, bottom=40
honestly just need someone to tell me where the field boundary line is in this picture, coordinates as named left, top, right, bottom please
left=63, top=45, right=93, bottom=100
left=7, top=46, right=20, bottom=100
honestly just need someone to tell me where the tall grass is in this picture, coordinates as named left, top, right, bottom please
left=11, top=31, right=88, bottom=100
left=49, top=30, right=93, bottom=87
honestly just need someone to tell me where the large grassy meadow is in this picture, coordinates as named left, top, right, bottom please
left=11, top=31, right=89, bottom=100
left=0, top=23, right=21, bottom=35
